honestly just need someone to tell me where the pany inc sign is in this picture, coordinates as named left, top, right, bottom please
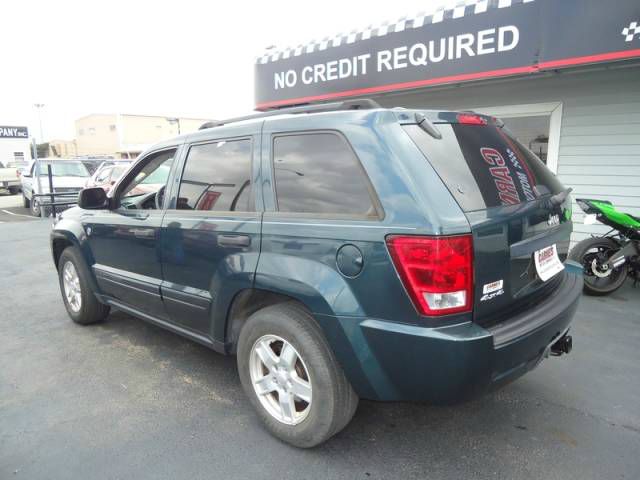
left=0, top=126, right=29, bottom=139
left=275, top=25, right=519, bottom=91
left=255, top=0, right=640, bottom=109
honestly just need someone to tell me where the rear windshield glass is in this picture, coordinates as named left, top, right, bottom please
left=404, top=124, right=563, bottom=212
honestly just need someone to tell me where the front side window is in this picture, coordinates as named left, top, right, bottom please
left=95, top=167, right=113, bottom=184
left=272, top=133, right=379, bottom=217
left=110, top=165, right=128, bottom=182
left=177, top=139, right=253, bottom=212
left=121, top=149, right=175, bottom=200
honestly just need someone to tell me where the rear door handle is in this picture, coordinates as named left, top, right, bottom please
left=217, top=234, right=251, bottom=247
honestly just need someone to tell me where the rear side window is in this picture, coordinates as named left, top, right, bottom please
left=404, top=124, right=563, bottom=212
left=272, top=133, right=379, bottom=218
left=178, top=139, right=253, bottom=211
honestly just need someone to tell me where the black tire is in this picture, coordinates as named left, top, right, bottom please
left=30, top=194, right=40, bottom=216
left=8, top=186, right=19, bottom=195
left=237, top=302, right=358, bottom=448
left=22, top=194, right=30, bottom=208
left=30, top=196, right=52, bottom=217
left=58, top=247, right=110, bottom=325
left=569, top=237, right=628, bottom=296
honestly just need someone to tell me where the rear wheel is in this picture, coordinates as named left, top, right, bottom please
left=58, top=247, right=110, bottom=324
left=8, top=186, right=19, bottom=195
left=569, top=237, right=628, bottom=295
left=237, top=302, right=358, bottom=448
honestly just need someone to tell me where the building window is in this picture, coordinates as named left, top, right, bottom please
left=14, top=152, right=25, bottom=163
left=272, top=132, right=379, bottom=218
left=88, top=127, right=96, bottom=135
left=79, top=129, right=85, bottom=135
left=109, top=124, right=116, bottom=131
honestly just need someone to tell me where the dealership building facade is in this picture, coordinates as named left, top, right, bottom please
left=0, top=126, right=30, bottom=167
left=255, top=0, right=640, bottom=244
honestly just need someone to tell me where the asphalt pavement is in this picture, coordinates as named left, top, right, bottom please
left=0, top=192, right=36, bottom=223
left=1, top=219, right=639, bottom=479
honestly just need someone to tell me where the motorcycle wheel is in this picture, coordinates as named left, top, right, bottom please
left=569, top=237, right=628, bottom=296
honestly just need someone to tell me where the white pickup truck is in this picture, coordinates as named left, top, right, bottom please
left=21, top=159, right=90, bottom=216
left=0, top=161, right=22, bottom=195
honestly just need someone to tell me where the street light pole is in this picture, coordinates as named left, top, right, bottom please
left=34, top=103, right=45, bottom=143
left=166, top=117, right=180, bottom=135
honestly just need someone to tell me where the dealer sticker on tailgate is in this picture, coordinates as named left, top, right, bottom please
left=534, top=244, right=564, bottom=282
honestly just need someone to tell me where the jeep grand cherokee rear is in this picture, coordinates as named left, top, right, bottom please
left=349, top=110, right=581, bottom=403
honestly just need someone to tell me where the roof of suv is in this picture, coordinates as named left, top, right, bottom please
left=146, top=99, right=501, bottom=153
left=196, top=100, right=498, bottom=134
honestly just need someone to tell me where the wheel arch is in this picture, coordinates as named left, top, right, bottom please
left=225, top=289, right=307, bottom=354
left=50, top=228, right=101, bottom=294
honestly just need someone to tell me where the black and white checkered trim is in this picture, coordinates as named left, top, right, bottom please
left=257, top=0, right=536, bottom=64
left=622, top=21, right=640, bottom=42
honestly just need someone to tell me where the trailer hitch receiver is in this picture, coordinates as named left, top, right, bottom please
left=550, top=334, right=572, bottom=356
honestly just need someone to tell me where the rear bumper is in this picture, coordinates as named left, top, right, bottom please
left=317, top=268, right=582, bottom=403
left=0, top=180, right=20, bottom=188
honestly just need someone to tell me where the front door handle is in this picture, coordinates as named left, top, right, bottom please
left=217, top=234, right=251, bottom=247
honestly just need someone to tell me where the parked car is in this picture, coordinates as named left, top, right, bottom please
left=75, top=156, right=117, bottom=175
left=22, top=159, right=90, bottom=216
left=7, top=160, right=28, bottom=192
left=0, top=160, right=22, bottom=194
left=50, top=101, right=581, bottom=448
left=85, top=162, right=132, bottom=192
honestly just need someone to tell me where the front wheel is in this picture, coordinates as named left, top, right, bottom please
left=30, top=194, right=41, bottom=216
left=58, top=247, right=110, bottom=324
left=237, top=303, right=358, bottom=448
left=569, top=237, right=628, bottom=296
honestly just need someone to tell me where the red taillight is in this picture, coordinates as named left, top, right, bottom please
left=457, top=113, right=487, bottom=125
left=386, top=235, right=473, bottom=316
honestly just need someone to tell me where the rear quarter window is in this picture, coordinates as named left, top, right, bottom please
left=272, top=132, right=381, bottom=218
left=404, top=123, right=564, bottom=212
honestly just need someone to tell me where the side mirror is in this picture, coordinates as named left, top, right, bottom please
left=78, top=187, right=109, bottom=210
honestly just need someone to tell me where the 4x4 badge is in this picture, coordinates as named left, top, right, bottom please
left=481, top=279, right=504, bottom=302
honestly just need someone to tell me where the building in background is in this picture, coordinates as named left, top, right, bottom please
left=75, top=114, right=213, bottom=158
left=48, top=139, right=77, bottom=158
left=254, top=0, right=640, bottom=245
left=0, top=125, right=31, bottom=167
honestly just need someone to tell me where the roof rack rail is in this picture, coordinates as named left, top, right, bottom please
left=199, top=99, right=381, bottom=130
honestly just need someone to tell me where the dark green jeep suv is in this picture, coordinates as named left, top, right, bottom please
left=51, top=100, right=581, bottom=447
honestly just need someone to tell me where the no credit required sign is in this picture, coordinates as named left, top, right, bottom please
left=255, top=0, right=640, bottom=109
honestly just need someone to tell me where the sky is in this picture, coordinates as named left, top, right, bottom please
left=1, top=0, right=452, bottom=142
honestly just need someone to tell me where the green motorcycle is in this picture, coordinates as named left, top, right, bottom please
left=569, top=199, right=640, bottom=295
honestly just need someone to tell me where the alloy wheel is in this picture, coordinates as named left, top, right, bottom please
left=62, top=261, right=82, bottom=313
left=249, top=334, right=312, bottom=425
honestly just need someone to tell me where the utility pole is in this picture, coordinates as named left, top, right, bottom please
left=34, top=103, right=45, bottom=143
left=166, top=117, right=180, bottom=135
